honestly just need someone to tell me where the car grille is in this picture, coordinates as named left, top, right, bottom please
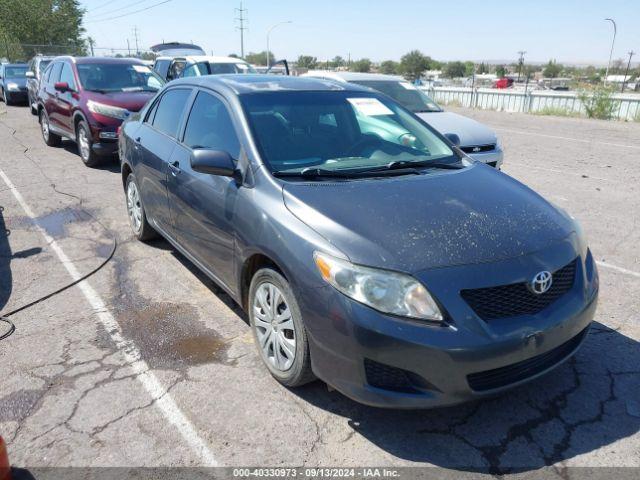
left=460, top=258, right=577, bottom=321
left=460, top=144, right=496, bottom=154
left=467, top=326, right=589, bottom=391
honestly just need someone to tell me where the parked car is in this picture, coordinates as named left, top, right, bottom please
left=494, top=77, right=514, bottom=89
left=26, top=55, right=54, bottom=114
left=37, top=56, right=165, bottom=167
left=304, top=72, right=504, bottom=168
left=119, top=75, right=598, bottom=408
left=0, top=63, right=29, bottom=105
left=153, top=55, right=256, bottom=82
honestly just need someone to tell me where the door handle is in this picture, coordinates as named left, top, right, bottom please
left=168, top=161, right=181, bottom=176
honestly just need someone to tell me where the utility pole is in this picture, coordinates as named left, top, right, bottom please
left=604, top=18, right=617, bottom=85
left=127, top=39, right=131, bottom=57
left=133, top=26, right=140, bottom=57
left=517, top=50, right=526, bottom=82
left=88, top=37, right=95, bottom=56
left=622, top=50, right=635, bottom=93
left=235, top=2, right=248, bottom=59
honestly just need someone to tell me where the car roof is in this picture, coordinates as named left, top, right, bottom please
left=304, top=71, right=405, bottom=83
left=48, top=56, right=148, bottom=65
left=155, top=55, right=250, bottom=64
left=2, top=63, right=28, bottom=67
left=169, top=74, right=371, bottom=95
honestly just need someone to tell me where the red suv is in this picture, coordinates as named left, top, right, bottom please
left=37, top=57, right=165, bottom=167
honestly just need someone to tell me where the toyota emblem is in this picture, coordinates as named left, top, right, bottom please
left=529, top=271, right=552, bottom=295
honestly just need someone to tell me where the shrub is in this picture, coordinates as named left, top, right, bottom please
left=534, top=107, right=581, bottom=118
left=578, top=86, right=619, bottom=120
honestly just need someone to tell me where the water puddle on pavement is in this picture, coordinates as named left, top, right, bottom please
left=7, top=207, right=92, bottom=238
left=117, top=302, right=232, bottom=370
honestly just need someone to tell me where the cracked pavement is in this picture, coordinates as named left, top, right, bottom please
left=0, top=103, right=639, bottom=476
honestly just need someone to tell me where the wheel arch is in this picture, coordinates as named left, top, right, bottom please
left=240, top=252, right=288, bottom=311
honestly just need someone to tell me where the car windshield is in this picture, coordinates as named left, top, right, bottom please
left=38, top=60, right=51, bottom=73
left=210, top=62, right=256, bottom=74
left=241, top=91, right=457, bottom=175
left=77, top=63, right=165, bottom=92
left=5, top=66, right=27, bottom=78
left=353, top=80, right=442, bottom=113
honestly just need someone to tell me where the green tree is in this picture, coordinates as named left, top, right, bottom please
left=464, top=61, right=475, bottom=77
left=495, top=65, right=507, bottom=78
left=0, top=0, right=87, bottom=60
left=245, top=51, right=275, bottom=66
left=350, top=58, right=372, bottom=72
left=543, top=59, right=562, bottom=78
left=398, top=50, right=431, bottom=81
left=330, top=56, right=345, bottom=68
left=444, top=61, right=466, bottom=78
left=477, top=62, right=489, bottom=74
left=296, top=55, right=318, bottom=70
left=379, top=60, right=399, bottom=75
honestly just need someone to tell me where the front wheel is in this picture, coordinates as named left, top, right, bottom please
left=2, top=88, right=9, bottom=105
left=249, top=268, right=315, bottom=387
left=29, top=93, right=37, bottom=115
left=77, top=121, right=102, bottom=167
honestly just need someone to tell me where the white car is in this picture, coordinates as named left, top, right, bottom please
left=153, top=55, right=256, bottom=82
left=303, top=71, right=503, bottom=168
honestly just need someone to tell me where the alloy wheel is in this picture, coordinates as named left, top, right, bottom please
left=41, top=113, right=49, bottom=141
left=253, top=282, right=296, bottom=371
left=78, top=126, right=91, bottom=161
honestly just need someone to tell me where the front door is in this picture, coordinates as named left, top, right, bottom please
left=166, top=90, right=241, bottom=289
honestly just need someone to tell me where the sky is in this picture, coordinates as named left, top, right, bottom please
left=80, top=0, right=640, bottom=65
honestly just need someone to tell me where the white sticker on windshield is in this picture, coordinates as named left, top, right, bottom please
left=400, top=82, right=418, bottom=90
left=132, top=65, right=150, bottom=73
left=347, top=97, right=393, bottom=116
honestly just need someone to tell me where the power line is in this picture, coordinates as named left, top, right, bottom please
left=84, top=0, right=175, bottom=23
left=85, top=0, right=126, bottom=14
left=85, top=0, right=154, bottom=20
left=235, top=1, right=248, bottom=58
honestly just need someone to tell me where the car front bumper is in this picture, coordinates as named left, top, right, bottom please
left=5, top=90, right=28, bottom=103
left=300, top=242, right=598, bottom=408
left=466, top=145, right=504, bottom=169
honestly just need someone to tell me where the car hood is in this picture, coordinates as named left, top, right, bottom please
left=5, top=77, right=27, bottom=88
left=282, top=165, right=574, bottom=273
left=84, top=91, right=157, bottom=112
left=417, top=111, right=498, bottom=147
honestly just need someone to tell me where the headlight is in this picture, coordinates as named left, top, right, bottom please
left=7, top=82, right=19, bottom=91
left=314, top=252, right=443, bottom=322
left=87, top=100, right=129, bottom=120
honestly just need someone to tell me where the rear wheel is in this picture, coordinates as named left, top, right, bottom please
left=249, top=268, right=315, bottom=387
left=29, top=92, right=37, bottom=115
left=125, top=173, right=157, bottom=241
left=77, top=121, right=101, bottom=167
left=40, top=109, right=61, bottom=147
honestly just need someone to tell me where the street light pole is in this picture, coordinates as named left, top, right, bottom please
left=266, top=21, right=292, bottom=69
left=622, top=50, right=635, bottom=93
left=604, top=18, right=617, bottom=85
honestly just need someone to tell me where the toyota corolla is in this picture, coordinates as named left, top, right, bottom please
left=119, top=75, right=598, bottom=408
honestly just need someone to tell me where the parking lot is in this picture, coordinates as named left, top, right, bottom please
left=0, top=102, right=639, bottom=475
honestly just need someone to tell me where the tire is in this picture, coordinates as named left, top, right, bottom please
left=29, top=93, right=37, bottom=115
left=125, top=173, right=157, bottom=241
left=249, top=268, right=315, bottom=387
left=2, top=88, right=10, bottom=105
left=40, top=109, right=61, bottom=147
left=76, top=120, right=102, bottom=167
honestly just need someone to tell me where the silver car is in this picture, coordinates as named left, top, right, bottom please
left=303, top=71, right=503, bottom=168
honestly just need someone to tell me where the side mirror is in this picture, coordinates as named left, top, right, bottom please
left=54, top=82, right=70, bottom=93
left=25, top=71, right=35, bottom=78
left=190, top=149, right=236, bottom=177
left=444, top=133, right=461, bottom=146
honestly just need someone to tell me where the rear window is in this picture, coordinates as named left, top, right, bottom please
left=4, top=66, right=28, bottom=78
left=152, top=89, right=192, bottom=138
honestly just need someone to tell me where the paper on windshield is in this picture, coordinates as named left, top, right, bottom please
left=132, top=65, right=150, bottom=73
left=399, top=82, right=418, bottom=90
left=347, top=98, right=394, bottom=116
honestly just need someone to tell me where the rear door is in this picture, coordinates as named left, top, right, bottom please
left=165, top=90, right=242, bottom=288
left=45, top=62, right=64, bottom=130
left=56, top=62, right=78, bottom=135
left=135, top=87, right=193, bottom=236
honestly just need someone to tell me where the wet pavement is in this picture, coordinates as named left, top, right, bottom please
left=0, top=103, right=639, bottom=476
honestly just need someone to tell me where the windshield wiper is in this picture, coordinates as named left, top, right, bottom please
left=384, top=159, right=463, bottom=170
left=273, top=166, right=420, bottom=179
left=86, top=88, right=109, bottom=94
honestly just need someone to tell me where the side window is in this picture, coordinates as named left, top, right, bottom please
left=145, top=98, right=160, bottom=124
left=182, top=64, right=199, bottom=78
left=59, top=63, right=76, bottom=90
left=49, top=62, right=63, bottom=84
left=154, top=59, right=170, bottom=79
left=152, top=89, right=192, bottom=138
left=183, top=91, right=240, bottom=158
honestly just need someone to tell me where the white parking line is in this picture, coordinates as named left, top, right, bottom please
left=0, top=169, right=219, bottom=467
left=596, top=261, right=640, bottom=279
left=496, top=127, right=640, bottom=151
